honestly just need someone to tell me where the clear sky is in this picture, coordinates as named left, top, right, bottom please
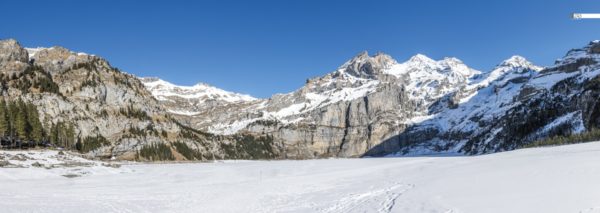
left=2, top=0, right=600, bottom=97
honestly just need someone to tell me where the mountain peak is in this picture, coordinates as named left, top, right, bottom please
left=355, top=50, right=369, bottom=58
left=339, top=51, right=396, bottom=78
left=0, top=38, right=29, bottom=64
left=498, top=55, right=542, bottom=71
left=437, top=57, right=480, bottom=77
left=344, top=51, right=370, bottom=65
left=500, top=55, right=527, bottom=66
left=0, top=38, right=20, bottom=47
left=408, top=54, right=435, bottom=64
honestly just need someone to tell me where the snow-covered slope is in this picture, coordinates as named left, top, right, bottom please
left=141, top=77, right=256, bottom=103
left=384, top=54, right=481, bottom=101
left=2, top=142, right=600, bottom=212
left=385, top=41, right=600, bottom=156
left=388, top=56, right=545, bottom=155
left=140, top=77, right=257, bottom=116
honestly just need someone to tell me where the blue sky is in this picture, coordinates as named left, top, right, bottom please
left=2, top=0, right=600, bottom=97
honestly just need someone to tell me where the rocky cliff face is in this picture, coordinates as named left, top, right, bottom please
left=249, top=52, right=483, bottom=158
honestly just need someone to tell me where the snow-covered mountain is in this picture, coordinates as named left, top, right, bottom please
left=144, top=49, right=538, bottom=158
left=146, top=40, right=600, bottom=158
left=370, top=41, right=600, bottom=156
left=4, top=37, right=600, bottom=160
left=140, top=77, right=257, bottom=116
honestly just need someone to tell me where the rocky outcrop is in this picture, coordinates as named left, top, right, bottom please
left=0, top=39, right=28, bottom=64
left=0, top=39, right=29, bottom=74
left=590, top=41, right=600, bottom=54
left=341, top=51, right=396, bottom=79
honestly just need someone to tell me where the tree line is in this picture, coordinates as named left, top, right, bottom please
left=136, top=143, right=174, bottom=161
left=521, top=128, right=600, bottom=148
left=0, top=99, right=44, bottom=147
left=0, top=98, right=76, bottom=150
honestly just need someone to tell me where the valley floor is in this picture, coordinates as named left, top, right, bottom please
left=2, top=143, right=600, bottom=213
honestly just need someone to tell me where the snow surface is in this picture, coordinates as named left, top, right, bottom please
left=141, top=77, right=257, bottom=103
left=208, top=117, right=261, bottom=135
left=167, top=109, right=201, bottom=116
left=2, top=143, right=600, bottom=212
left=0, top=150, right=127, bottom=179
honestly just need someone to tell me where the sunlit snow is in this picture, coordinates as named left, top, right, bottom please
left=2, top=143, right=600, bottom=212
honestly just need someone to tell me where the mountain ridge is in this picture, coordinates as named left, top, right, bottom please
left=145, top=47, right=557, bottom=158
left=2, top=37, right=600, bottom=160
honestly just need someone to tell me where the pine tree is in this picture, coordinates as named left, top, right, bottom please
left=57, top=122, right=66, bottom=148
left=50, top=123, right=58, bottom=146
left=65, top=122, right=75, bottom=149
left=0, top=99, right=8, bottom=137
left=27, top=103, right=43, bottom=142
left=14, top=100, right=28, bottom=141
left=75, top=136, right=82, bottom=151
left=7, top=100, right=18, bottom=138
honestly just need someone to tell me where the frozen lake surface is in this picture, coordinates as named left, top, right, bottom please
left=1, top=142, right=600, bottom=213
